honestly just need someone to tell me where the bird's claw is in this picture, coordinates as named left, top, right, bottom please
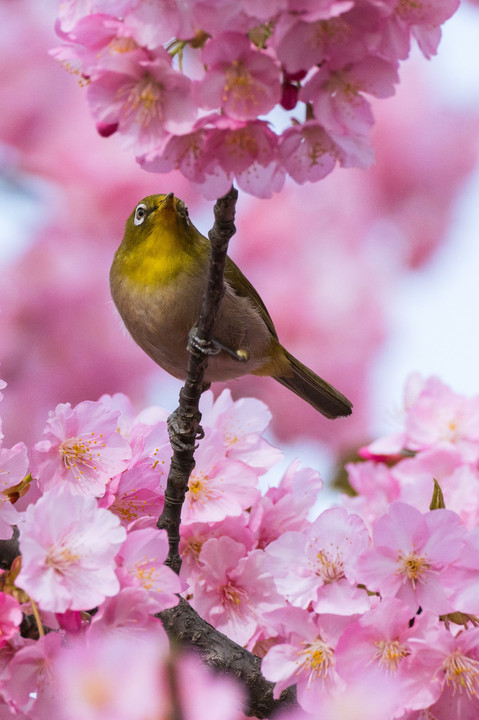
left=167, top=408, right=204, bottom=452
left=187, top=327, right=249, bottom=363
left=187, top=328, right=221, bottom=357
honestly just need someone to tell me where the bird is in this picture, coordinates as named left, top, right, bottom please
left=110, top=192, right=352, bottom=420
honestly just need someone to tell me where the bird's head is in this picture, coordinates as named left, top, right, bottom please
left=114, top=193, right=205, bottom=286
left=124, top=192, right=192, bottom=243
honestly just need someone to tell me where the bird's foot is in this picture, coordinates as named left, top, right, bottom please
left=167, top=408, right=204, bottom=452
left=187, top=327, right=249, bottom=363
left=187, top=327, right=221, bottom=358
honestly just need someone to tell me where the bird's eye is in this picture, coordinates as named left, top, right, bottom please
left=134, top=203, right=147, bottom=226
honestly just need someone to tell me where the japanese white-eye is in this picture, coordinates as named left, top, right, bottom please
left=110, top=193, right=352, bottom=419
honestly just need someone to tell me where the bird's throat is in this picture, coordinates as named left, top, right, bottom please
left=117, top=228, right=198, bottom=288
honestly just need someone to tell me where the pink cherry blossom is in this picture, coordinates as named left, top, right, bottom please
left=52, top=13, right=138, bottom=79
left=179, top=516, right=255, bottom=581
left=51, top=0, right=463, bottom=197
left=47, top=628, right=171, bottom=720
left=198, top=117, right=286, bottom=198
left=261, top=608, right=350, bottom=713
left=191, top=536, right=283, bottom=646
left=30, top=399, right=131, bottom=497
left=335, top=598, right=440, bottom=713
left=404, top=375, right=479, bottom=461
left=86, top=50, right=196, bottom=152
left=177, top=652, right=245, bottom=720
left=118, top=0, right=187, bottom=49
left=356, top=501, right=466, bottom=614
left=57, top=0, right=95, bottom=33
left=407, top=624, right=479, bottom=720
left=395, top=0, right=460, bottom=32
left=301, top=57, right=398, bottom=168
left=0, top=442, right=28, bottom=539
left=181, top=429, right=259, bottom=524
left=1, top=631, right=63, bottom=716
left=0, top=593, right=22, bottom=650
left=362, top=374, right=479, bottom=463
left=102, top=419, right=170, bottom=526
left=390, top=447, right=465, bottom=512
left=278, top=122, right=337, bottom=184
left=90, top=587, right=169, bottom=639
left=200, top=389, right=282, bottom=472
left=197, top=32, right=281, bottom=121
left=16, top=486, right=126, bottom=613
left=266, top=506, right=371, bottom=614
left=343, top=459, right=399, bottom=528
left=189, top=0, right=256, bottom=36
left=116, top=527, right=182, bottom=611
left=441, top=527, right=479, bottom=615
left=272, top=11, right=362, bottom=75
left=248, top=461, right=323, bottom=548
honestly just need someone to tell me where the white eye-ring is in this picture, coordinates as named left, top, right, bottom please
left=134, top=203, right=147, bottom=226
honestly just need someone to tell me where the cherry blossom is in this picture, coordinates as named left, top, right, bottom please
left=90, top=587, right=169, bottom=639
left=0, top=594, right=22, bottom=650
left=356, top=501, right=467, bottom=614
left=52, top=0, right=460, bottom=196
left=0, top=442, right=29, bottom=539
left=335, top=598, right=440, bottom=713
left=46, top=628, right=171, bottom=720
left=406, top=624, right=479, bottom=720
left=0, top=631, right=63, bottom=717
left=248, top=461, right=323, bottom=549
left=102, top=418, right=170, bottom=526
left=266, top=506, right=371, bottom=614
left=197, top=33, right=281, bottom=121
left=16, top=486, right=126, bottom=613
left=30, top=400, right=131, bottom=497
left=115, top=527, right=182, bottom=611
left=190, top=535, right=283, bottom=646
left=179, top=516, right=255, bottom=581
left=261, top=608, right=350, bottom=713
left=278, top=122, right=337, bottom=184
left=181, top=429, right=259, bottom=524
left=200, top=389, right=283, bottom=472
left=87, top=50, right=196, bottom=153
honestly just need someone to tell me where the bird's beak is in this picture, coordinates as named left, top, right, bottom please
left=161, top=193, right=176, bottom=212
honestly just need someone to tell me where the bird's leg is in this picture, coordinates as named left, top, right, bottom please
left=187, top=327, right=249, bottom=363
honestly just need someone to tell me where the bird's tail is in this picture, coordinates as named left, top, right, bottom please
left=274, top=350, right=352, bottom=419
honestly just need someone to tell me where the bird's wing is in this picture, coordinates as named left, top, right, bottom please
left=224, top=257, right=278, bottom=339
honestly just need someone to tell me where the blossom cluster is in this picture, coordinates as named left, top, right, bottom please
left=2, top=375, right=479, bottom=718
left=53, top=0, right=460, bottom=198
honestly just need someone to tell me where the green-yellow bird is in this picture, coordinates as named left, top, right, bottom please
left=110, top=193, right=352, bottom=420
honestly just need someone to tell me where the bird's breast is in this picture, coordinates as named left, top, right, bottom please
left=110, top=268, right=274, bottom=382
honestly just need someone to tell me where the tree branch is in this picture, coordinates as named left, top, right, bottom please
left=159, top=599, right=297, bottom=719
left=157, top=186, right=239, bottom=574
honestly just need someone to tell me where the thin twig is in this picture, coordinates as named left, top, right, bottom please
left=157, top=186, right=239, bottom=574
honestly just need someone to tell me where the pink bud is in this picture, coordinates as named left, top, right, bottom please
left=280, top=82, right=298, bottom=111
left=96, top=122, right=118, bottom=138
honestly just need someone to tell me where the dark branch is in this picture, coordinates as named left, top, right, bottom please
left=157, top=186, right=239, bottom=574
left=160, top=599, right=297, bottom=719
